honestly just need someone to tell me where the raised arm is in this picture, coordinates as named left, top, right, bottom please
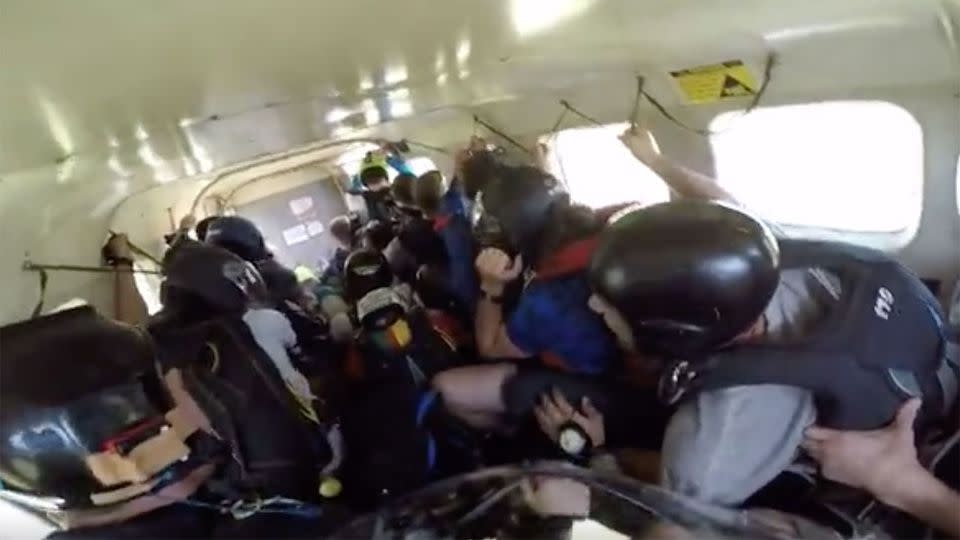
left=618, top=126, right=739, bottom=204
left=473, top=248, right=530, bottom=359
left=103, top=233, right=149, bottom=325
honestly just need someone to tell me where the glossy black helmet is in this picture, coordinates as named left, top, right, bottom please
left=204, top=215, right=268, bottom=262
left=162, top=241, right=268, bottom=313
left=588, top=200, right=780, bottom=357
left=343, top=248, right=393, bottom=303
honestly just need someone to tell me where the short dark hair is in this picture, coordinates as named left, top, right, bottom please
left=360, top=165, right=389, bottom=187
left=413, top=171, right=444, bottom=215
left=391, top=173, right=416, bottom=206
left=329, top=215, right=353, bottom=244
left=538, top=200, right=603, bottom=264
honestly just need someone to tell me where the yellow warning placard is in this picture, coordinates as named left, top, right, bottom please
left=670, top=60, right=758, bottom=104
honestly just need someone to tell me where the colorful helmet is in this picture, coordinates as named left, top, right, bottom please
left=476, top=165, right=567, bottom=261
left=588, top=200, right=781, bottom=357
left=162, top=241, right=268, bottom=313
left=204, top=215, right=268, bottom=262
left=294, top=264, right=318, bottom=284
left=343, top=248, right=394, bottom=303
left=356, top=287, right=407, bottom=332
left=359, top=152, right=390, bottom=187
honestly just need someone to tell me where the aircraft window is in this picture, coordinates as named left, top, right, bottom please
left=542, top=123, right=670, bottom=209
left=337, top=143, right=438, bottom=179
left=709, top=101, right=923, bottom=233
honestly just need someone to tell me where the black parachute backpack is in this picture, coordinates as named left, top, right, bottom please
left=151, top=243, right=333, bottom=501
left=338, top=269, right=477, bottom=507
left=662, top=239, right=959, bottom=431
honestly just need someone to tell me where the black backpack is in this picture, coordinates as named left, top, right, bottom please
left=663, top=240, right=959, bottom=431
left=148, top=314, right=333, bottom=501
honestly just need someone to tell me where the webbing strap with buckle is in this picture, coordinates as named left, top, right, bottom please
left=657, top=360, right=699, bottom=406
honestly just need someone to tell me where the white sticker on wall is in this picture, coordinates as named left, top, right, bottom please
left=282, top=224, right=309, bottom=245
left=289, top=196, right=314, bottom=216
left=305, top=220, right=325, bottom=236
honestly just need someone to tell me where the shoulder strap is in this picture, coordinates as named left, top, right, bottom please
left=534, top=235, right=601, bottom=280
left=686, top=346, right=905, bottom=429
left=695, top=345, right=848, bottom=394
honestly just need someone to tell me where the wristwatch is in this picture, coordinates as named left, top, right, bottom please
left=557, top=421, right=592, bottom=464
left=480, top=288, right=504, bottom=304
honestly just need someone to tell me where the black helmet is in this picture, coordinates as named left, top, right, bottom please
left=0, top=307, right=207, bottom=512
left=344, top=248, right=393, bottom=302
left=476, top=165, right=567, bottom=260
left=398, top=217, right=446, bottom=266
left=362, top=219, right=396, bottom=251
left=194, top=216, right=217, bottom=241
left=588, top=200, right=780, bottom=357
left=204, top=215, right=268, bottom=262
left=162, top=242, right=268, bottom=313
left=255, top=257, right=302, bottom=304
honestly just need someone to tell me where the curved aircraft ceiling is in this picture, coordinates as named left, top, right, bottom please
left=0, top=0, right=951, bottom=185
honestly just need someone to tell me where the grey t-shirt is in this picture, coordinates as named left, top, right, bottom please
left=660, top=267, right=840, bottom=506
left=765, top=268, right=839, bottom=339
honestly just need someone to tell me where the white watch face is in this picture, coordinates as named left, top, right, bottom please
left=559, top=427, right=587, bottom=455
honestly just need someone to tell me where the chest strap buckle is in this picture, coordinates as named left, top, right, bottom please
left=658, top=360, right=698, bottom=406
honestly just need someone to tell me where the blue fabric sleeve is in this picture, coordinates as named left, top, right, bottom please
left=441, top=182, right=467, bottom=217
left=505, top=278, right=618, bottom=374
left=438, top=214, right=478, bottom=314
left=386, top=155, right=414, bottom=176
left=346, top=175, right=364, bottom=195
left=505, top=286, right=552, bottom=355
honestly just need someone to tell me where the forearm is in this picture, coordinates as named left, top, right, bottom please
left=114, top=263, right=149, bottom=325
left=883, top=468, right=960, bottom=538
left=386, top=154, right=413, bottom=176
left=474, top=292, right=504, bottom=358
left=646, top=156, right=739, bottom=204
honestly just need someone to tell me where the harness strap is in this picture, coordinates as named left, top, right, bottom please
left=54, top=463, right=216, bottom=530
left=415, top=391, right=441, bottom=472
left=936, top=341, right=959, bottom=416
left=534, top=236, right=600, bottom=280
left=89, top=480, right=157, bottom=506
left=219, top=322, right=332, bottom=476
